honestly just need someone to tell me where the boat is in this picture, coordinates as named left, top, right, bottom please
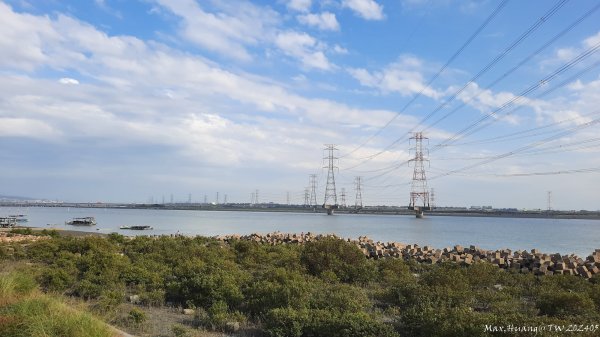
left=8, top=214, right=28, bottom=222
left=66, top=217, right=97, bottom=226
left=0, top=217, right=17, bottom=228
left=119, top=225, right=153, bottom=230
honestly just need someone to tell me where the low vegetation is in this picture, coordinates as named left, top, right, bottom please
left=2, top=233, right=600, bottom=336
left=0, top=270, right=113, bottom=337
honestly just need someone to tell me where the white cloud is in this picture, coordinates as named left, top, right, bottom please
left=541, top=74, right=600, bottom=125
left=275, top=31, right=333, bottom=70
left=348, top=55, right=441, bottom=98
left=287, top=0, right=312, bottom=12
left=59, top=77, right=79, bottom=85
left=0, top=3, right=407, bottom=174
left=152, top=0, right=280, bottom=61
left=0, top=3, right=57, bottom=71
left=333, top=44, right=349, bottom=54
left=342, top=0, right=384, bottom=20
left=151, top=1, right=338, bottom=71
left=584, top=31, right=600, bottom=48
left=297, top=12, right=340, bottom=31
left=544, top=31, right=600, bottom=68
left=0, top=118, right=60, bottom=139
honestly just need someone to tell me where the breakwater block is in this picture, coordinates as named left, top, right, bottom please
left=212, top=232, right=600, bottom=280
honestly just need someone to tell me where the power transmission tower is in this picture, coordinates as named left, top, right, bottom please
left=255, top=189, right=259, bottom=205
left=322, top=144, right=339, bottom=215
left=286, top=191, right=290, bottom=205
left=547, top=191, right=552, bottom=211
left=250, top=192, right=255, bottom=205
left=354, top=176, right=363, bottom=210
left=188, top=193, right=192, bottom=204
left=408, top=132, right=431, bottom=218
left=304, top=188, right=310, bottom=206
left=216, top=192, right=219, bottom=204
left=309, top=174, right=317, bottom=207
left=430, top=188, right=436, bottom=209
left=203, top=195, right=207, bottom=204
left=340, top=188, right=346, bottom=208
left=224, top=194, right=228, bottom=204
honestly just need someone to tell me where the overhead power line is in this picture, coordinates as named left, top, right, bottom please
left=492, top=167, right=600, bottom=177
left=423, top=1, right=600, bottom=132
left=340, top=0, right=510, bottom=158
left=430, top=113, right=600, bottom=180
left=434, top=42, right=600, bottom=149
left=342, top=0, right=570, bottom=169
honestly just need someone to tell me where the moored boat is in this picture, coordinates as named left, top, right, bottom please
left=0, top=217, right=17, bottom=228
left=120, top=225, right=153, bottom=230
left=66, top=217, right=97, bottom=226
left=8, top=214, right=28, bottom=222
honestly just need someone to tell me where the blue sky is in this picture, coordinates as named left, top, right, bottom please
left=0, top=0, right=599, bottom=209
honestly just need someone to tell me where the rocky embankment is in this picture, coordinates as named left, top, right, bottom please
left=215, top=232, right=600, bottom=279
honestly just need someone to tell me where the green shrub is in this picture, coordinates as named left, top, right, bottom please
left=10, top=228, right=33, bottom=235
left=376, top=258, right=411, bottom=285
left=310, top=283, right=369, bottom=312
left=400, top=304, right=493, bottom=337
left=263, top=307, right=308, bottom=337
left=171, top=324, right=188, bottom=337
left=245, top=268, right=312, bottom=315
left=93, top=289, right=124, bottom=315
left=207, top=300, right=229, bottom=329
left=301, top=237, right=373, bottom=283
left=263, top=308, right=399, bottom=337
left=40, top=229, right=60, bottom=238
left=166, top=259, right=248, bottom=309
left=127, top=307, right=147, bottom=326
left=39, top=266, right=77, bottom=292
left=537, top=291, right=596, bottom=318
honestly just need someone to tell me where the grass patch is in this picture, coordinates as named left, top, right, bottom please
left=0, top=271, right=113, bottom=337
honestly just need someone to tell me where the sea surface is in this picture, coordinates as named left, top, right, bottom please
left=2, top=206, right=600, bottom=256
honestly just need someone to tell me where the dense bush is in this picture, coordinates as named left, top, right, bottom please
left=263, top=308, right=399, bottom=337
left=300, top=237, right=374, bottom=283
left=3, top=234, right=600, bottom=336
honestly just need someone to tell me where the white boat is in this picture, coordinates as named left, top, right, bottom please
left=120, top=225, right=153, bottom=230
left=8, top=214, right=28, bottom=222
left=66, top=217, right=97, bottom=226
left=0, top=217, right=17, bottom=228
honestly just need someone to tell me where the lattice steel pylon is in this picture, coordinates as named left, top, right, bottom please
left=340, top=188, right=346, bottom=208
left=309, top=174, right=318, bottom=207
left=322, top=144, right=339, bottom=215
left=304, top=188, right=310, bottom=206
left=408, top=132, right=431, bottom=218
left=354, top=176, right=363, bottom=210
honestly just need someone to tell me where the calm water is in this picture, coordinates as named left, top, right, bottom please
left=2, top=206, right=600, bottom=256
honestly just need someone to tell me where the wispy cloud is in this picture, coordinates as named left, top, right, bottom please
left=297, top=12, right=340, bottom=31
left=348, top=55, right=441, bottom=98
left=275, top=31, right=334, bottom=70
left=0, top=2, right=402, bottom=173
left=286, top=0, right=312, bottom=12
left=152, top=0, right=280, bottom=61
left=342, top=0, right=384, bottom=20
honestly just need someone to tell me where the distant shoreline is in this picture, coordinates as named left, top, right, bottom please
left=2, top=203, right=600, bottom=220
